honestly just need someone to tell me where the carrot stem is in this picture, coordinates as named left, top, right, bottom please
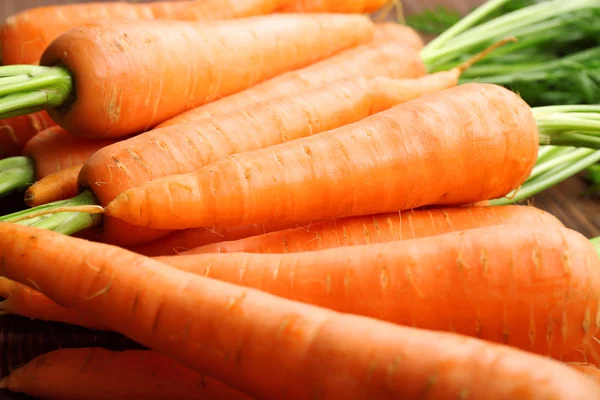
left=0, top=156, right=34, bottom=198
left=0, top=190, right=101, bottom=235
left=0, top=66, right=72, bottom=119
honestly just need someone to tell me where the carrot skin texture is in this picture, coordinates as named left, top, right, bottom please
left=41, top=15, right=374, bottom=138
left=106, top=83, right=539, bottom=230
left=24, top=164, right=83, bottom=206
left=23, top=126, right=116, bottom=179
left=187, top=205, right=564, bottom=254
left=372, top=22, right=424, bottom=50
left=158, top=224, right=600, bottom=358
left=128, top=221, right=310, bottom=257
left=0, top=348, right=254, bottom=400
left=0, top=2, right=189, bottom=66
left=157, top=39, right=425, bottom=127
left=0, top=278, right=105, bottom=330
left=0, top=112, right=55, bottom=158
left=0, top=223, right=599, bottom=400
left=281, top=0, right=389, bottom=13
left=568, top=364, right=600, bottom=385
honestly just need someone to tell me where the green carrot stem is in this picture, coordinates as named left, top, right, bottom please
left=0, top=66, right=72, bottom=119
left=0, top=190, right=101, bottom=235
left=489, top=149, right=600, bottom=205
left=590, top=237, right=600, bottom=257
left=423, top=0, right=511, bottom=53
left=0, top=156, right=35, bottom=198
left=526, top=148, right=592, bottom=182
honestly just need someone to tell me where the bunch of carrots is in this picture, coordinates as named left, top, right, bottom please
left=0, top=0, right=599, bottom=399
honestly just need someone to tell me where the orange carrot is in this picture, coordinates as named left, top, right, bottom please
left=0, top=222, right=598, bottom=400
left=373, top=22, right=424, bottom=50
left=562, top=338, right=600, bottom=367
left=183, top=205, right=563, bottom=254
left=157, top=224, right=600, bottom=359
left=280, top=0, right=388, bottom=13
left=106, top=83, right=539, bottom=230
left=157, top=39, right=425, bottom=128
left=0, top=277, right=104, bottom=330
left=24, top=164, right=83, bottom=207
left=22, top=126, right=116, bottom=179
left=0, top=348, right=254, bottom=400
left=0, top=1, right=189, bottom=65
left=568, top=364, right=600, bottom=385
left=0, top=112, right=55, bottom=158
left=128, top=221, right=311, bottom=257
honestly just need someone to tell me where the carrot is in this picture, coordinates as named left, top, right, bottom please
left=0, top=348, right=254, bottom=400
left=0, top=112, right=55, bottom=158
left=0, top=14, right=374, bottom=138
left=0, top=223, right=598, bottom=400
left=23, top=164, right=83, bottom=207
left=157, top=38, right=425, bottom=129
left=105, top=83, right=539, bottom=230
left=0, top=126, right=117, bottom=198
left=280, top=0, right=388, bottom=13
left=128, top=221, right=312, bottom=257
left=373, top=22, right=424, bottom=50
left=0, top=1, right=189, bottom=65
left=183, top=205, right=563, bottom=254
left=29, top=55, right=442, bottom=247
left=562, top=338, right=600, bottom=367
left=567, top=364, right=600, bottom=385
left=0, top=277, right=104, bottom=330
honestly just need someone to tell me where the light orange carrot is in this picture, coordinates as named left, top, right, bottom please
left=373, top=21, right=424, bottom=50
left=0, top=277, right=104, bottom=330
left=184, top=205, right=563, bottom=254
left=106, top=83, right=539, bottom=230
left=0, top=348, right=254, bottom=400
left=0, top=222, right=598, bottom=400
left=568, top=363, right=600, bottom=385
left=157, top=39, right=425, bottom=128
left=0, top=112, right=55, bottom=158
left=24, top=164, right=83, bottom=207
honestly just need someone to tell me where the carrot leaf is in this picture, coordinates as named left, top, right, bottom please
left=0, top=66, right=72, bottom=119
left=0, top=190, right=101, bottom=236
left=0, top=156, right=34, bottom=198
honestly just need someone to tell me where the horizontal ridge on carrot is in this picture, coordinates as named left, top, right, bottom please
left=185, top=204, right=564, bottom=254
left=0, top=14, right=374, bottom=138
left=0, top=222, right=598, bottom=400
left=0, top=348, right=255, bottom=400
left=0, top=112, right=55, bottom=158
left=105, top=83, right=541, bottom=229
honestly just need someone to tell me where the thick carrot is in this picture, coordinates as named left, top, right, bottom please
left=568, top=364, right=600, bottom=385
left=184, top=205, right=564, bottom=254
left=0, top=348, right=254, bottom=400
left=280, top=0, right=388, bottom=13
left=0, top=223, right=598, bottom=400
left=157, top=38, right=425, bottom=128
left=105, top=83, right=539, bottom=230
left=0, top=277, right=104, bottom=330
left=373, top=22, right=424, bottom=50
left=128, top=221, right=311, bottom=257
left=0, top=1, right=189, bottom=65
left=0, top=112, right=55, bottom=158
left=157, top=224, right=600, bottom=358
left=562, top=338, right=600, bottom=367
left=24, top=164, right=83, bottom=207
left=0, top=14, right=374, bottom=138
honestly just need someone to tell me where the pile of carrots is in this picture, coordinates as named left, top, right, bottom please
left=0, top=0, right=599, bottom=399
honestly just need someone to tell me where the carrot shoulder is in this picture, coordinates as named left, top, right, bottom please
left=0, top=222, right=597, bottom=400
left=106, top=83, right=539, bottom=230
left=0, top=348, right=254, bottom=400
left=186, top=205, right=563, bottom=254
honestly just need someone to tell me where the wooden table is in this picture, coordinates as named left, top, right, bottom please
left=1, top=0, right=598, bottom=237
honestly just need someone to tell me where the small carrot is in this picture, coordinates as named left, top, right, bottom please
left=0, top=14, right=374, bottom=138
left=0, top=126, right=117, bottom=198
left=24, top=164, right=83, bottom=207
left=0, top=348, right=254, bottom=400
left=0, top=112, right=55, bottom=158
left=105, top=83, right=540, bottom=230
left=0, top=222, right=599, bottom=400
left=184, top=205, right=563, bottom=254
left=0, top=277, right=104, bottom=330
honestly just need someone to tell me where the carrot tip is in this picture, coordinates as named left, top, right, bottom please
left=0, top=378, right=7, bottom=389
